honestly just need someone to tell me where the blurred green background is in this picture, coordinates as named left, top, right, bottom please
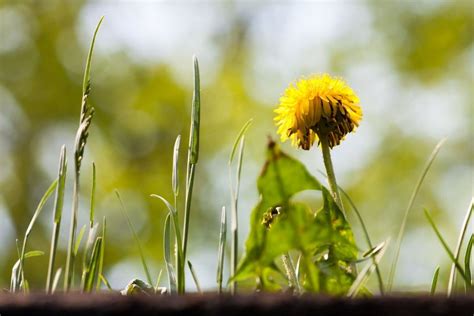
left=0, top=0, right=472, bottom=292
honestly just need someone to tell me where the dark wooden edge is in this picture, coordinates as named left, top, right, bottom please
left=0, top=293, right=473, bottom=316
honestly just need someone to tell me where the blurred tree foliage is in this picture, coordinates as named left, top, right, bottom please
left=0, top=0, right=471, bottom=291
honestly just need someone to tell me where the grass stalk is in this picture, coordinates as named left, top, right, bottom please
left=465, top=234, right=473, bottom=290
left=430, top=266, right=440, bottom=295
left=116, top=190, right=153, bottom=285
left=227, top=120, right=252, bottom=294
left=152, top=194, right=184, bottom=293
left=339, top=187, right=384, bottom=294
left=424, top=208, right=469, bottom=283
left=229, top=137, right=245, bottom=293
left=64, top=16, right=103, bottom=291
left=447, top=198, right=473, bottom=295
left=163, top=214, right=177, bottom=293
left=347, top=240, right=388, bottom=298
left=182, top=56, right=200, bottom=272
left=387, top=138, right=446, bottom=291
left=187, top=260, right=202, bottom=293
left=46, top=145, right=67, bottom=293
left=16, top=180, right=57, bottom=292
left=95, top=217, right=106, bottom=291
left=217, top=206, right=227, bottom=293
left=281, top=252, right=300, bottom=294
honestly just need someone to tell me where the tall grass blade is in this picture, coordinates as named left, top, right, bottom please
left=281, top=252, right=300, bottom=294
left=217, top=206, right=227, bottom=293
left=154, top=269, right=163, bottom=292
left=96, top=217, right=106, bottom=291
left=46, top=145, right=67, bottom=293
left=82, top=16, right=104, bottom=95
left=348, top=240, right=388, bottom=298
left=447, top=198, right=473, bottom=295
left=82, top=237, right=102, bottom=292
left=116, top=190, right=153, bottom=285
left=229, top=136, right=246, bottom=294
left=74, top=225, right=87, bottom=256
left=164, top=213, right=177, bottom=294
left=187, top=260, right=202, bottom=293
left=17, top=180, right=57, bottom=292
left=465, top=234, right=473, bottom=290
left=89, top=162, right=97, bottom=228
left=182, top=56, right=201, bottom=267
left=151, top=194, right=184, bottom=293
left=424, top=208, right=469, bottom=283
left=65, top=17, right=103, bottom=291
left=387, top=138, right=446, bottom=291
left=339, top=186, right=384, bottom=294
left=81, top=223, right=99, bottom=290
left=51, top=268, right=62, bottom=294
left=100, top=274, right=113, bottom=291
left=229, top=118, right=253, bottom=163
left=430, top=266, right=440, bottom=295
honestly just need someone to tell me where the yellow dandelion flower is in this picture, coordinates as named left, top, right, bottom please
left=274, top=74, right=362, bottom=150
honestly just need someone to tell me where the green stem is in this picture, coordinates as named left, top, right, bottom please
left=281, top=252, right=300, bottom=294
left=319, top=134, right=344, bottom=213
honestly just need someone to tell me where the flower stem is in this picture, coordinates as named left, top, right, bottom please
left=319, top=134, right=344, bottom=212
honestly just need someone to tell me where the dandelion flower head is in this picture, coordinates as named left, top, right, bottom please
left=274, top=74, right=362, bottom=150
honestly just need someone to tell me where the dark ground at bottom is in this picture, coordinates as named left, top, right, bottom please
left=0, top=293, right=473, bottom=316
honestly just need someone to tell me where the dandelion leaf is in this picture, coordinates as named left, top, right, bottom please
left=234, top=141, right=358, bottom=294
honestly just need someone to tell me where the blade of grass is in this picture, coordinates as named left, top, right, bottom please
left=46, top=145, right=67, bottom=293
left=100, top=274, right=113, bottom=291
left=163, top=213, right=177, bottom=294
left=82, top=237, right=102, bottom=292
left=217, top=206, right=227, bottom=293
left=187, top=260, right=202, bottom=293
left=17, top=180, right=58, bottom=292
left=151, top=194, right=184, bottom=293
left=229, top=135, right=246, bottom=294
left=424, top=208, right=469, bottom=283
left=116, top=190, right=153, bottom=285
left=11, top=251, right=44, bottom=292
left=339, top=186, right=385, bottom=294
left=96, top=217, right=107, bottom=291
left=281, top=252, right=300, bottom=294
left=65, top=16, right=103, bottom=291
left=229, top=118, right=253, bottom=163
left=295, top=254, right=302, bottom=279
left=81, top=223, right=99, bottom=289
left=89, top=162, right=97, bottom=228
left=154, top=269, right=163, bottom=293
left=387, top=138, right=446, bottom=291
left=10, top=240, right=21, bottom=291
left=182, top=56, right=201, bottom=271
left=465, top=234, right=473, bottom=290
left=348, top=240, right=388, bottom=298
left=74, top=225, right=87, bottom=256
left=430, top=266, right=440, bottom=295
left=447, top=198, right=473, bottom=295
left=51, top=268, right=62, bottom=294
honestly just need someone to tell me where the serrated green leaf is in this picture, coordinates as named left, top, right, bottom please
left=235, top=142, right=358, bottom=294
